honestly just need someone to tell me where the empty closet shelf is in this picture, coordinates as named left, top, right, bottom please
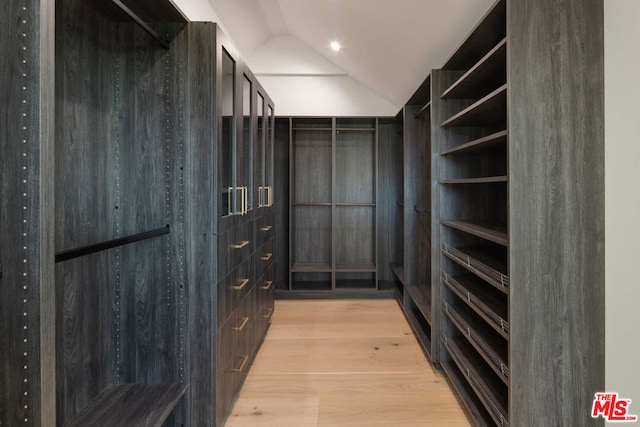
left=441, top=242, right=509, bottom=293
left=441, top=272, right=509, bottom=338
left=441, top=220, right=507, bottom=246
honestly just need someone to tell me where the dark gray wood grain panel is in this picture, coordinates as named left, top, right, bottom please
left=1, top=0, right=55, bottom=424
left=335, top=130, right=375, bottom=204
left=55, top=1, right=115, bottom=422
left=293, top=130, right=332, bottom=203
left=508, top=0, right=604, bottom=425
left=183, top=23, right=218, bottom=426
left=273, top=119, right=290, bottom=290
left=335, top=207, right=375, bottom=266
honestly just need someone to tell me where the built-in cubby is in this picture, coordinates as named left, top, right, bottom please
left=289, top=117, right=378, bottom=293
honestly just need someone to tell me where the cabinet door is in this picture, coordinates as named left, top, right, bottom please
left=220, top=48, right=237, bottom=220
left=241, top=74, right=253, bottom=216
left=255, top=92, right=266, bottom=208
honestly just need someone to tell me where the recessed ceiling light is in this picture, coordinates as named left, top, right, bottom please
left=330, top=41, right=341, bottom=52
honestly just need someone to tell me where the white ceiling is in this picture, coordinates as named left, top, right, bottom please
left=204, top=0, right=496, bottom=111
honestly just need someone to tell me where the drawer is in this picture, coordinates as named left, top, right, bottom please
left=218, top=225, right=254, bottom=282
left=255, top=265, right=275, bottom=338
left=217, top=304, right=253, bottom=421
left=255, top=213, right=275, bottom=246
left=254, top=238, right=274, bottom=281
left=217, top=258, right=253, bottom=326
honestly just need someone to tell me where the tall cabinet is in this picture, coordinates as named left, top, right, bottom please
left=288, top=118, right=379, bottom=293
left=1, top=0, right=276, bottom=425
left=431, top=0, right=604, bottom=425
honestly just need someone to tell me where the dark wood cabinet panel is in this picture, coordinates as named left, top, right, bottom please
left=430, top=0, right=604, bottom=425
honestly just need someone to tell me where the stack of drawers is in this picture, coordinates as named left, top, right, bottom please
left=216, top=212, right=275, bottom=424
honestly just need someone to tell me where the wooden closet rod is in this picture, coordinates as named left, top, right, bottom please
left=111, top=0, right=170, bottom=49
left=55, top=225, right=170, bottom=263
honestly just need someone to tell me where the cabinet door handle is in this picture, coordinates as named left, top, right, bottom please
left=267, top=186, right=273, bottom=207
left=262, top=280, right=273, bottom=291
left=227, top=186, right=233, bottom=216
left=245, top=186, right=249, bottom=214
left=232, top=354, right=249, bottom=373
left=263, top=308, right=274, bottom=318
left=260, top=225, right=272, bottom=232
left=233, top=316, right=249, bottom=331
left=258, top=186, right=263, bottom=207
left=232, top=278, right=250, bottom=290
left=231, top=240, right=250, bottom=249
left=261, top=253, right=273, bottom=261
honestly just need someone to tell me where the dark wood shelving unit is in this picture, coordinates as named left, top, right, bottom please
left=289, top=117, right=378, bottom=292
left=431, top=0, right=604, bottom=425
left=397, top=72, right=435, bottom=362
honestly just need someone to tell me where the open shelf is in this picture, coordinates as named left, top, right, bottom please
left=404, top=299, right=432, bottom=359
left=291, top=262, right=332, bottom=272
left=442, top=39, right=507, bottom=100
left=441, top=272, right=508, bottom=339
left=441, top=242, right=509, bottom=293
left=292, top=202, right=332, bottom=207
left=336, top=127, right=376, bottom=132
left=441, top=220, right=508, bottom=247
left=405, top=283, right=432, bottom=324
left=335, top=262, right=376, bottom=272
left=65, top=383, right=187, bottom=427
left=440, top=176, right=507, bottom=185
left=441, top=85, right=507, bottom=128
left=441, top=0, right=506, bottom=70
left=336, top=202, right=376, bottom=207
left=441, top=130, right=508, bottom=156
left=414, top=102, right=431, bottom=119
left=392, top=264, right=406, bottom=285
left=81, top=0, right=187, bottom=24
left=441, top=360, right=495, bottom=427
left=443, top=301, right=509, bottom=384
left=293, top=127, right=333, bottom=132
left=443, top=336, right=509, bottom=427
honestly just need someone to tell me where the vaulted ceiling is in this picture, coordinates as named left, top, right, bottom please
left=178, top=0, right=496, bottom=115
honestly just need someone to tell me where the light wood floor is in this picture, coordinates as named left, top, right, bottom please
left=225, top=299, right=472, bottom=426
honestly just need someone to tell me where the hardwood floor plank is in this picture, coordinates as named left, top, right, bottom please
left=226, top=300, right=472, bottom=426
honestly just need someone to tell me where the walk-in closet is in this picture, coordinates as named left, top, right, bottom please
left=1, top=0, right=633, bottom=426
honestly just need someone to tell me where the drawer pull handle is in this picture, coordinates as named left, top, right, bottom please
left=263, top=308, right=274, bottom=318
left=232, top=354, right=249, bottom=373
left=262, top=281, right=274, bottom=291
left=232, top=240, right=250, bottom=249
left=233, top=316, right=249, bottom=331
left=261, top=253, right=273, bottom=261
left=232, top=278, right=250, bottom=291
left=260, top=225, right=272, bottom=232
